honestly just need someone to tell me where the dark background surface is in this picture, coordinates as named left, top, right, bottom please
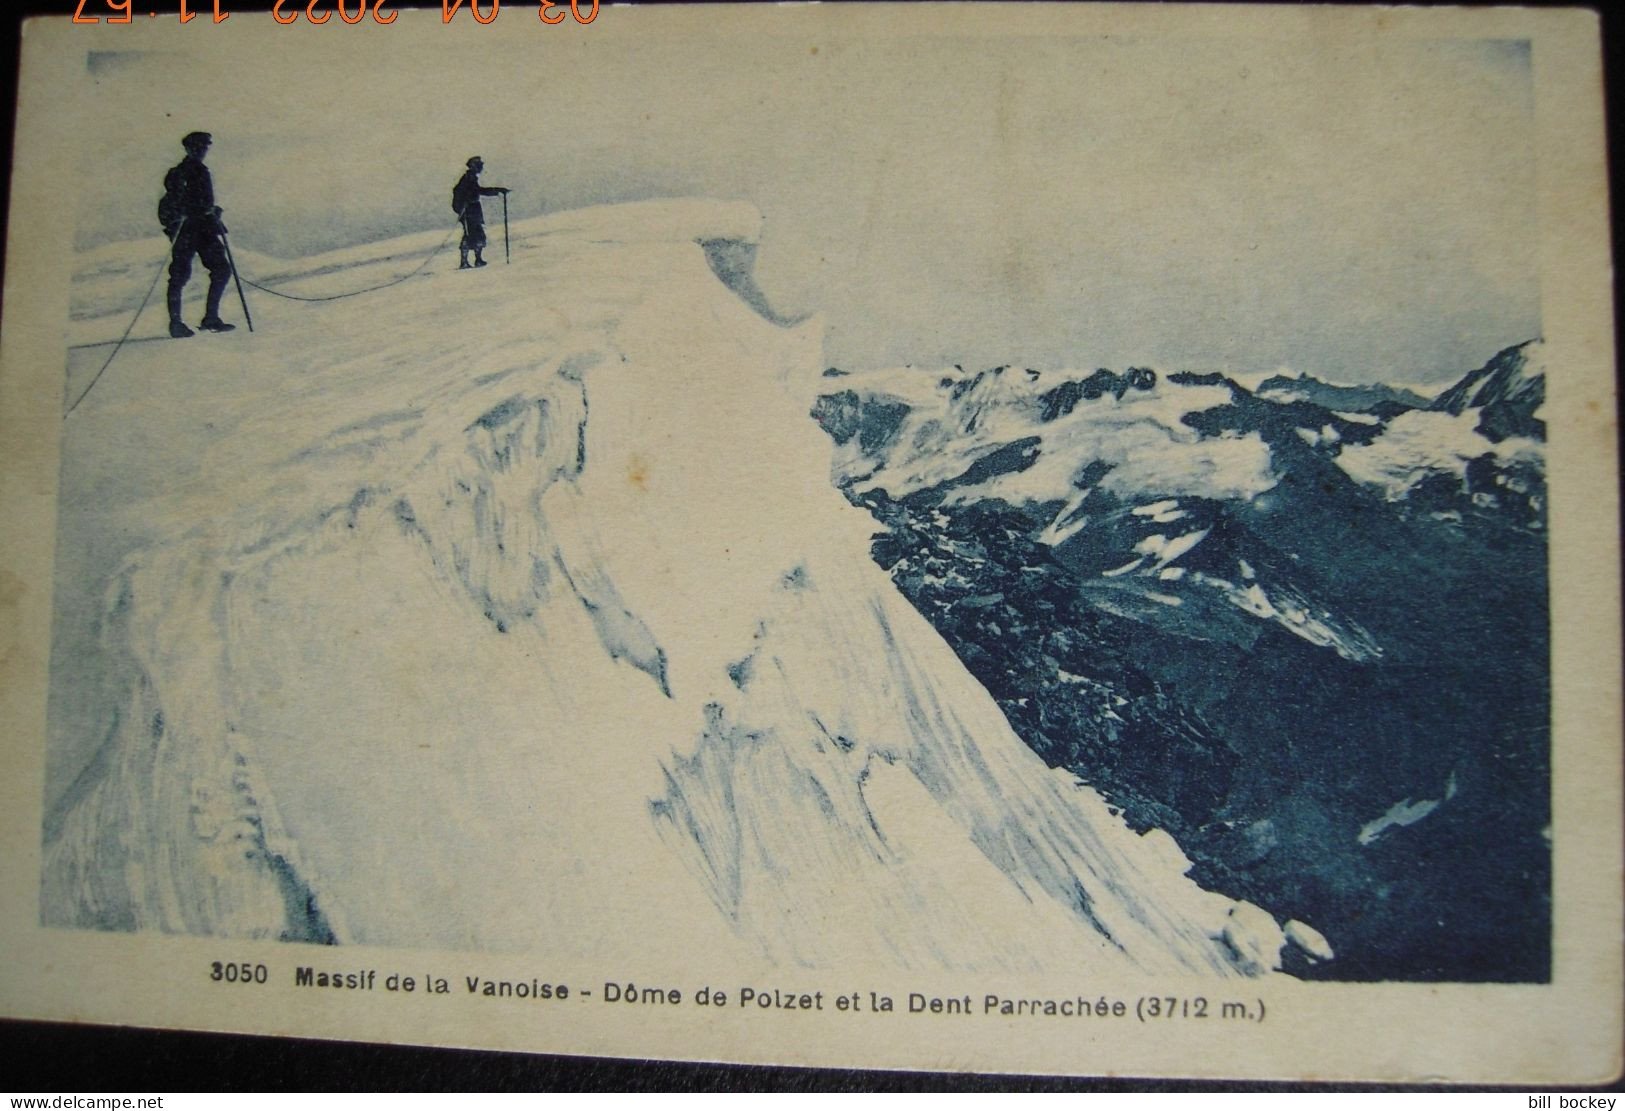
left=1, top=0, right=1620, bottom=1092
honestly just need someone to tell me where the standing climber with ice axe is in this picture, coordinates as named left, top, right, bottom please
left=452, top=156, right=510, bottom=269
left=158, top=131, right=250, bottom=336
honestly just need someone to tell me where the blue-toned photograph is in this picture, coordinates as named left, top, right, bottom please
left=41, top=24, right=1549, bottom=986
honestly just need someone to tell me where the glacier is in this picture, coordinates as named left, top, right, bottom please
left=43, top=200, right=1299, bottom=976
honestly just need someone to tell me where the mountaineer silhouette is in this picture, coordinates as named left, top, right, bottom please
left=452, top=156, right=509, bottom=269
left=158, top=132, right=236, bottom=337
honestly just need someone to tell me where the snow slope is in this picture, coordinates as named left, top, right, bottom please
left=1336, top=407, right=1543, bottom=502
left=43, top=201, right=1288, bottom=975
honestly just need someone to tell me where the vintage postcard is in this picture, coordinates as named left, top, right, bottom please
left=0, top=2, right=1619, bottom=1084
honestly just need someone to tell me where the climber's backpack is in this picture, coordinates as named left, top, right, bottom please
left=157, top=167, right=183, bottom=234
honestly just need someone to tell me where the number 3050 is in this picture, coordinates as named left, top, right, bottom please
left=210, top=961, right=269, bottom=984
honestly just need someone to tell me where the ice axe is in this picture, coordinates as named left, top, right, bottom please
left=219, top=229, right=255, bottom=332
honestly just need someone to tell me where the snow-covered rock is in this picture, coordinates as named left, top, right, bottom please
left=1337, top=409, right=1542, bottom=503
left=1284, top=920, right=1335, bottom=963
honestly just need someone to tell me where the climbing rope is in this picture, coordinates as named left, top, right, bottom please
left=65, top=224, right=465, bottom=419
left=236, top=225, right=461, bottom=303
left=64, top=248, right=169, bottom=419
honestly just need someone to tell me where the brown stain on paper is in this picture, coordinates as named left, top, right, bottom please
left=627, top=454, right=650, bottom=492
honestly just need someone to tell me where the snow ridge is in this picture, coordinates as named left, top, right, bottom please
left=45, top=201, right=1285, bottom=975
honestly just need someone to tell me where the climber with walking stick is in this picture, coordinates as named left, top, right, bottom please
left=452, top=156, right=509, bottom=269
left=158, top=132, right=249, bottom=337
